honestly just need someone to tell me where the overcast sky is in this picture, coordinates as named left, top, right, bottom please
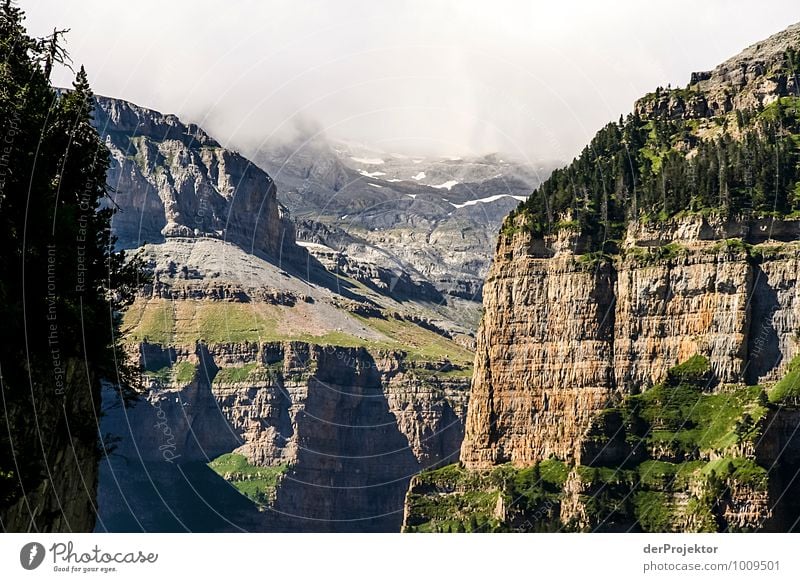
left=22, top=0, right=800, bottom=164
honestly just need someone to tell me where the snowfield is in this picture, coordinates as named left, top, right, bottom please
left=451, top=194, right=527, bottom=208
left=359, top=169, right=387, bottom=178
left=432, top=180, right=459, bottom=190
left=351, top=156, right=384, bottom=165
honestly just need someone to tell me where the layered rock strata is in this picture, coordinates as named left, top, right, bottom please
left=462, top=216, right=800, bottom=469
left=99, top=341, right=469, bottom=532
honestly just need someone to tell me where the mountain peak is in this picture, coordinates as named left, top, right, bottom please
left=94, top=96, right=298, bottom=260
left=690, top=20, right=800, bottom=113
left=636, top=21, right=800, bottom=120
left=94, top=96, right=220, bottom=148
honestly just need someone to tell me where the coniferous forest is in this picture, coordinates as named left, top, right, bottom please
left=510, top=90, right=800, bottom=250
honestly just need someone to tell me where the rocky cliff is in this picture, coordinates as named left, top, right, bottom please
left=99, top=339, right=469, bottom=532
left=94, top=230, right=475, bottom=532
left=461, top=216, right=800, bottom=469
left=90, top=97, right=476, bottom=532
left=405, top=22, right=800, bottom=533
left=639, top=22, right=800, bottom=120
left=95, top=96, right=299, bottom=261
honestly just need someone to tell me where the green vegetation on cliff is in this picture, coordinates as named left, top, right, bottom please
left=406, top=356, right=786, bottom=533
left=122, top=298, right=474, bottom=366
left=404, top=460, right=568, bottom=532
left=208, top=453, right=288, bottom=506
left=768, top=354, right=800, bottom=403
left=213, top=363, right=260, bottom=384
left=142, top=360, right=197, bottom=385
left=507, top=69, right=800, bottom=250
left=607, top=355, right=769, bottom=456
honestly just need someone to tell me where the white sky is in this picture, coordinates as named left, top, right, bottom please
left=22, top=0, right=800, bottom=164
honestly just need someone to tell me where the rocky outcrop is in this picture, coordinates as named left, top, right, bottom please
left=99, top=340, right=469, bottom=532
left=1, top=360, right=99, bottom=532
left=461, top=215, right=800, bottom=470
left=296, top=235, right=445, bottom=302
left=635, top=23, right=800, bottom=120
left=94, top=96, right=299, bottom=262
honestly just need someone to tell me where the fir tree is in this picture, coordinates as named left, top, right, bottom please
left=0, top=1, right=147, bottom=529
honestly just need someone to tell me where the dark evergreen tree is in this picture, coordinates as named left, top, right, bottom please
left=0, top=1, right=146, bottom=530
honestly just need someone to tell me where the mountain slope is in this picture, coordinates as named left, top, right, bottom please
left=254, top=133, right=553, bottom=307
left=90, top=97, right=476, bottom=532
left=96, top=97, right=299, bottom=261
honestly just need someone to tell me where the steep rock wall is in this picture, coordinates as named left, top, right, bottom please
left=463, top=228, right=616, bottom=467
left=98, top=341, right=469, bottom=532
left=614, top=248, right=752, bottom=388
left=94, top=96, right=299, bottom=261
left=462, top=216, right=800, bottom=470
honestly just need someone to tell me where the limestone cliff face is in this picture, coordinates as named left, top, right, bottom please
left=614, top=246, right=751, bottom=389
left=463, top=227, right=616, bottom=467
left=99, top=340, right=469, bottom=532
left=94, top=96, right=298, bottom=260
left=461, top=215, right=800, bottom=470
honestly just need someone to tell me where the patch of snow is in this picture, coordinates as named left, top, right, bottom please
left=386, top=179, right=402, bottom=182
left=351, top=156, right=384, bottom=165
left=451, top=194, right=528, bottom=209
left=412, top=172, right=426, bottom=180
left=412, top=159, right=423, bottom=164
left=368, top=183, right=383, bottom=188
left=359, top=169, right=386, bottom=178
left=297, top=241, right=336, bottom=252
left=341, top=215, right=348, bottom=219
left=407, top=194, right=417, bottom=199
left=432, top=180, right=459, bottom=190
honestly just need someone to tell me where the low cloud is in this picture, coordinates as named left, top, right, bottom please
left=24, top=0, right=800, bottom=164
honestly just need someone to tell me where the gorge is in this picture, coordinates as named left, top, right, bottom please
left=6, top=5, right=800, bottom=536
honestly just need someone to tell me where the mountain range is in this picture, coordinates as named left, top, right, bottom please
left=5, top=7, right=800, bottom=536
left=89, top=92, right=544, bottom=531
